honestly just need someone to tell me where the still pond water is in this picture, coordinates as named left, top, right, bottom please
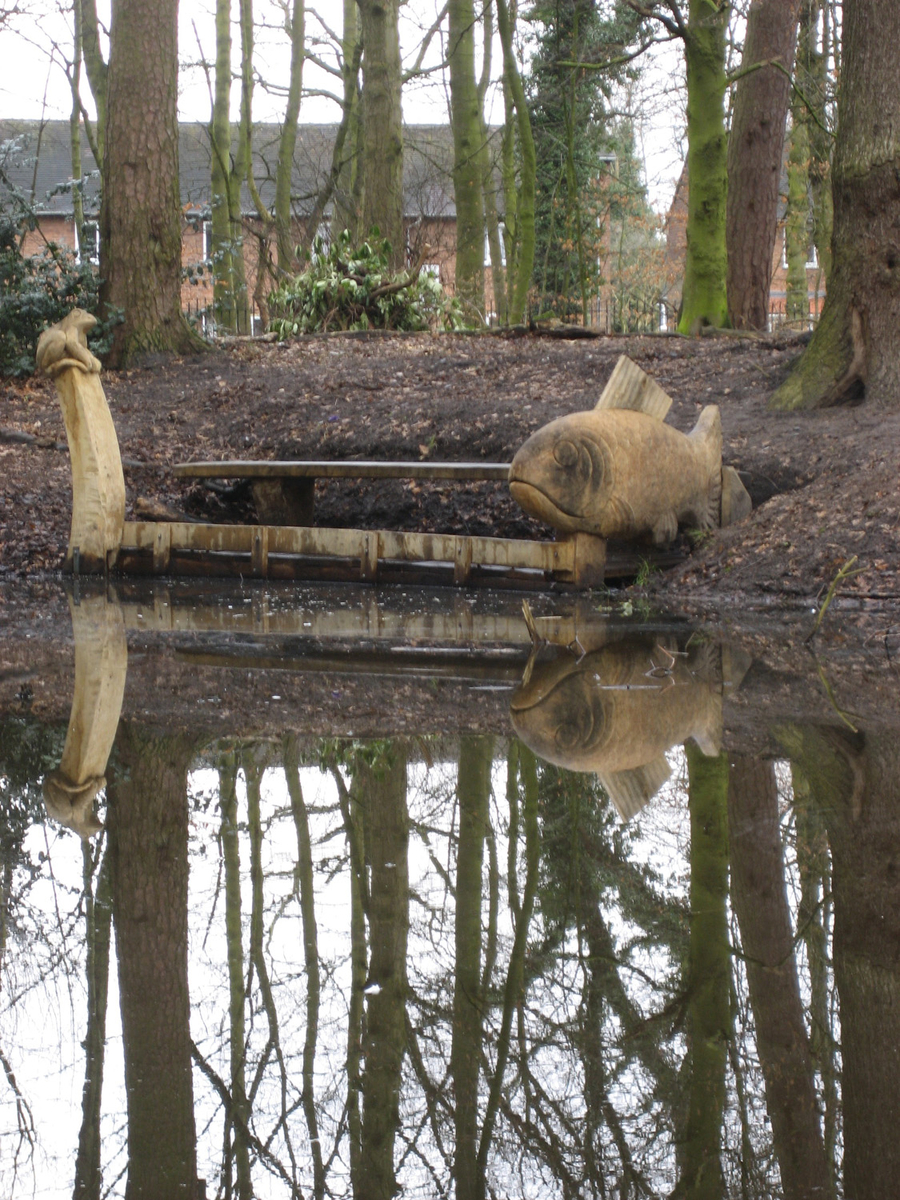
left=0, top=581, right=895, bottom=1200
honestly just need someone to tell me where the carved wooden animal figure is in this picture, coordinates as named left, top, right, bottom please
left=510, top=636, right=724, bottom=820
left=509, top=355, right=723, bottom=545
left=35, top=307, right=102, bottom=376
left=36, top=310, right=124, bottom=571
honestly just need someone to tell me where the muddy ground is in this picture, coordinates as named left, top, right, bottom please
left=2, top=328, right=899, bottom=610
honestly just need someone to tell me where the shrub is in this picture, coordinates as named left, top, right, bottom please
left=0, top=214, right=102, bottom=377
left=267, top=229, right=464, bottom=337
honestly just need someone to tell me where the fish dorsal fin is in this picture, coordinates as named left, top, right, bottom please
left=595, top=355, right=673, bottom=421
left=598, top=754, right=672, bottom=822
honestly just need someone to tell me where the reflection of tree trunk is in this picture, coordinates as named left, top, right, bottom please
left=477, top=745, right=540, bottom=1197
left=219, top=756, right=252, bottom=1199
left=674, top=745, right=729, bottom=1200
left=451, top=736, right=492, bottom=1199
left=334, top=761, right=368, bottom=1193
left=106, top=725, right=199, bottom=1200
left=792, top=761, right=838, bottom=1176
left=358, top=750, right=409, bottom=1200
left=284, top=738, right=324, bottom=1198
left=73, top=841, right=112, bottom=1200
left=778, top=726, right=900, bottom=1200
left=728, top=755, right=833, bottom=1200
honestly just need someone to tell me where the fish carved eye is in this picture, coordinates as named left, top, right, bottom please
left=553, top=439, right=579, bottom=469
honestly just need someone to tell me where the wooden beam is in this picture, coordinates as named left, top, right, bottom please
left=174, top=459, right=512, bottom=482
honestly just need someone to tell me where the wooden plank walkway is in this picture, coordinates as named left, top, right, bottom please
left=112, top=520, right=681, bottom=588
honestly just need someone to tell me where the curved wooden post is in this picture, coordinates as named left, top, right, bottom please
left=36, top=310, right=125, bottom=572
left=44, top=591, right=128, bottom=838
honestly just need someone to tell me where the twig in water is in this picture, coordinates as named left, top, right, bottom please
left=806, top=556, right=864, bottom=642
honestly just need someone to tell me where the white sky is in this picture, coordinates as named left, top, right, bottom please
left=0, top=0, right=685, bottom=213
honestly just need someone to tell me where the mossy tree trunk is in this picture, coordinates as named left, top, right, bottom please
left=677, top=0, right=729, bottom=334
left=357, top=0, right=405, bottom=269
left=275, top=0, right=305, bottom=273
left=478, top=1, right=507, bottom=325
left=100, top=0, right=205, bottom=366
left=726, top=0, right=801, bottom=330
left=331, top=0, right=364, bottom=241
left=770, top=0, right=900, bottom=409
left=496, top=0, right=536, bottom=325
left=448, top=0, right=486, bottom=322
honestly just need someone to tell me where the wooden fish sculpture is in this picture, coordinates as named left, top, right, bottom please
left=509, top=355, right=723, bottom=544
left=510, top=636, right=724, bottom=821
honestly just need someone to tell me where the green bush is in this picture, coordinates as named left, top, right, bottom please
left=267, top=229, right=464, bottom=337
left=0, top=214, right=101, bottom=376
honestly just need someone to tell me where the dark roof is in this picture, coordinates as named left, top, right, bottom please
left=0, top=119, right=484, bottom=221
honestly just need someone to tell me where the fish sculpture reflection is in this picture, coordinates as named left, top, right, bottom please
left=510, top=636, right=725, bottom=820
left=509, top=355, right=722, bottom=544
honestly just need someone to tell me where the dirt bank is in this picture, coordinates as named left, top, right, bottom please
left=2, top=329, right=899, bottom=608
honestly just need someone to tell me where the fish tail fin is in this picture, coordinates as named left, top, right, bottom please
left=689, top=404, right=722, bottom=529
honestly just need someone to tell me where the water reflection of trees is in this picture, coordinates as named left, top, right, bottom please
left=7, top=715, right=900, bottom=1196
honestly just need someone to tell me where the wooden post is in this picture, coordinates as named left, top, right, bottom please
left=36, top=310, right=126, bottom=573
left=567, top=532, right=607, bottom=588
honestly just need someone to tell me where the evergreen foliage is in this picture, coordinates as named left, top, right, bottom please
left=525, top=0, right=647, bottom=322
left=267, top=230, right=463, bottom=336
left=0, top=213, right=101, bottom=377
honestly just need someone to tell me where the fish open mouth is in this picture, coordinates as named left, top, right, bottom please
left=509, top=479, right=582, bottom=533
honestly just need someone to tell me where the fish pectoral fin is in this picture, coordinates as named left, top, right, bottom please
left=651, top=511, right=679, bottom=545
left=598, top=755, right=672, bottom=821
left=595, top=356, right=673, bottom=420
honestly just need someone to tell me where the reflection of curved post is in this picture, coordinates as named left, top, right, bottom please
left=44, top=593, right=127, bottom=838
left=36, top=310, right=125, bottom=572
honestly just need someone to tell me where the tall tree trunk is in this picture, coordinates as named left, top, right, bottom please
left=478, top=0, right=507, bottom=325
left=771, top=0, right=900, bottom=408
left=496, top=0, right=536, bottom=324
left=673, top=744, right=729, bottom=1200
left=100, top=0, right=204, bottom=365
left=358, top=749, right=409, bottom=1200
left=728, top=755, right=833, bottom=1199
left=448, top=0, right=486, bottom=321
left=80, top=0, right=108, bottom=163
left=785, top=108, right=812, bottom=326
left=332, top=0, right=363, bottom=240
left=275, top=0, right=305, bottom=273
left=357, top=0, right=405, bottom=268
left=106, top=725, right=200, bottom=1200
left=211, top=0, right=238, bottom=332
left=451, top=736, right=492, bottom=1198
left=726, top=0, right=801, bottom=330
left=678, top=0, right=729, bottom=334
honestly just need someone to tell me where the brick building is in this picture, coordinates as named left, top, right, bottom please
left=0, top=118, right=486, bottom=330
left=663, top=163, right=826, bottom=330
